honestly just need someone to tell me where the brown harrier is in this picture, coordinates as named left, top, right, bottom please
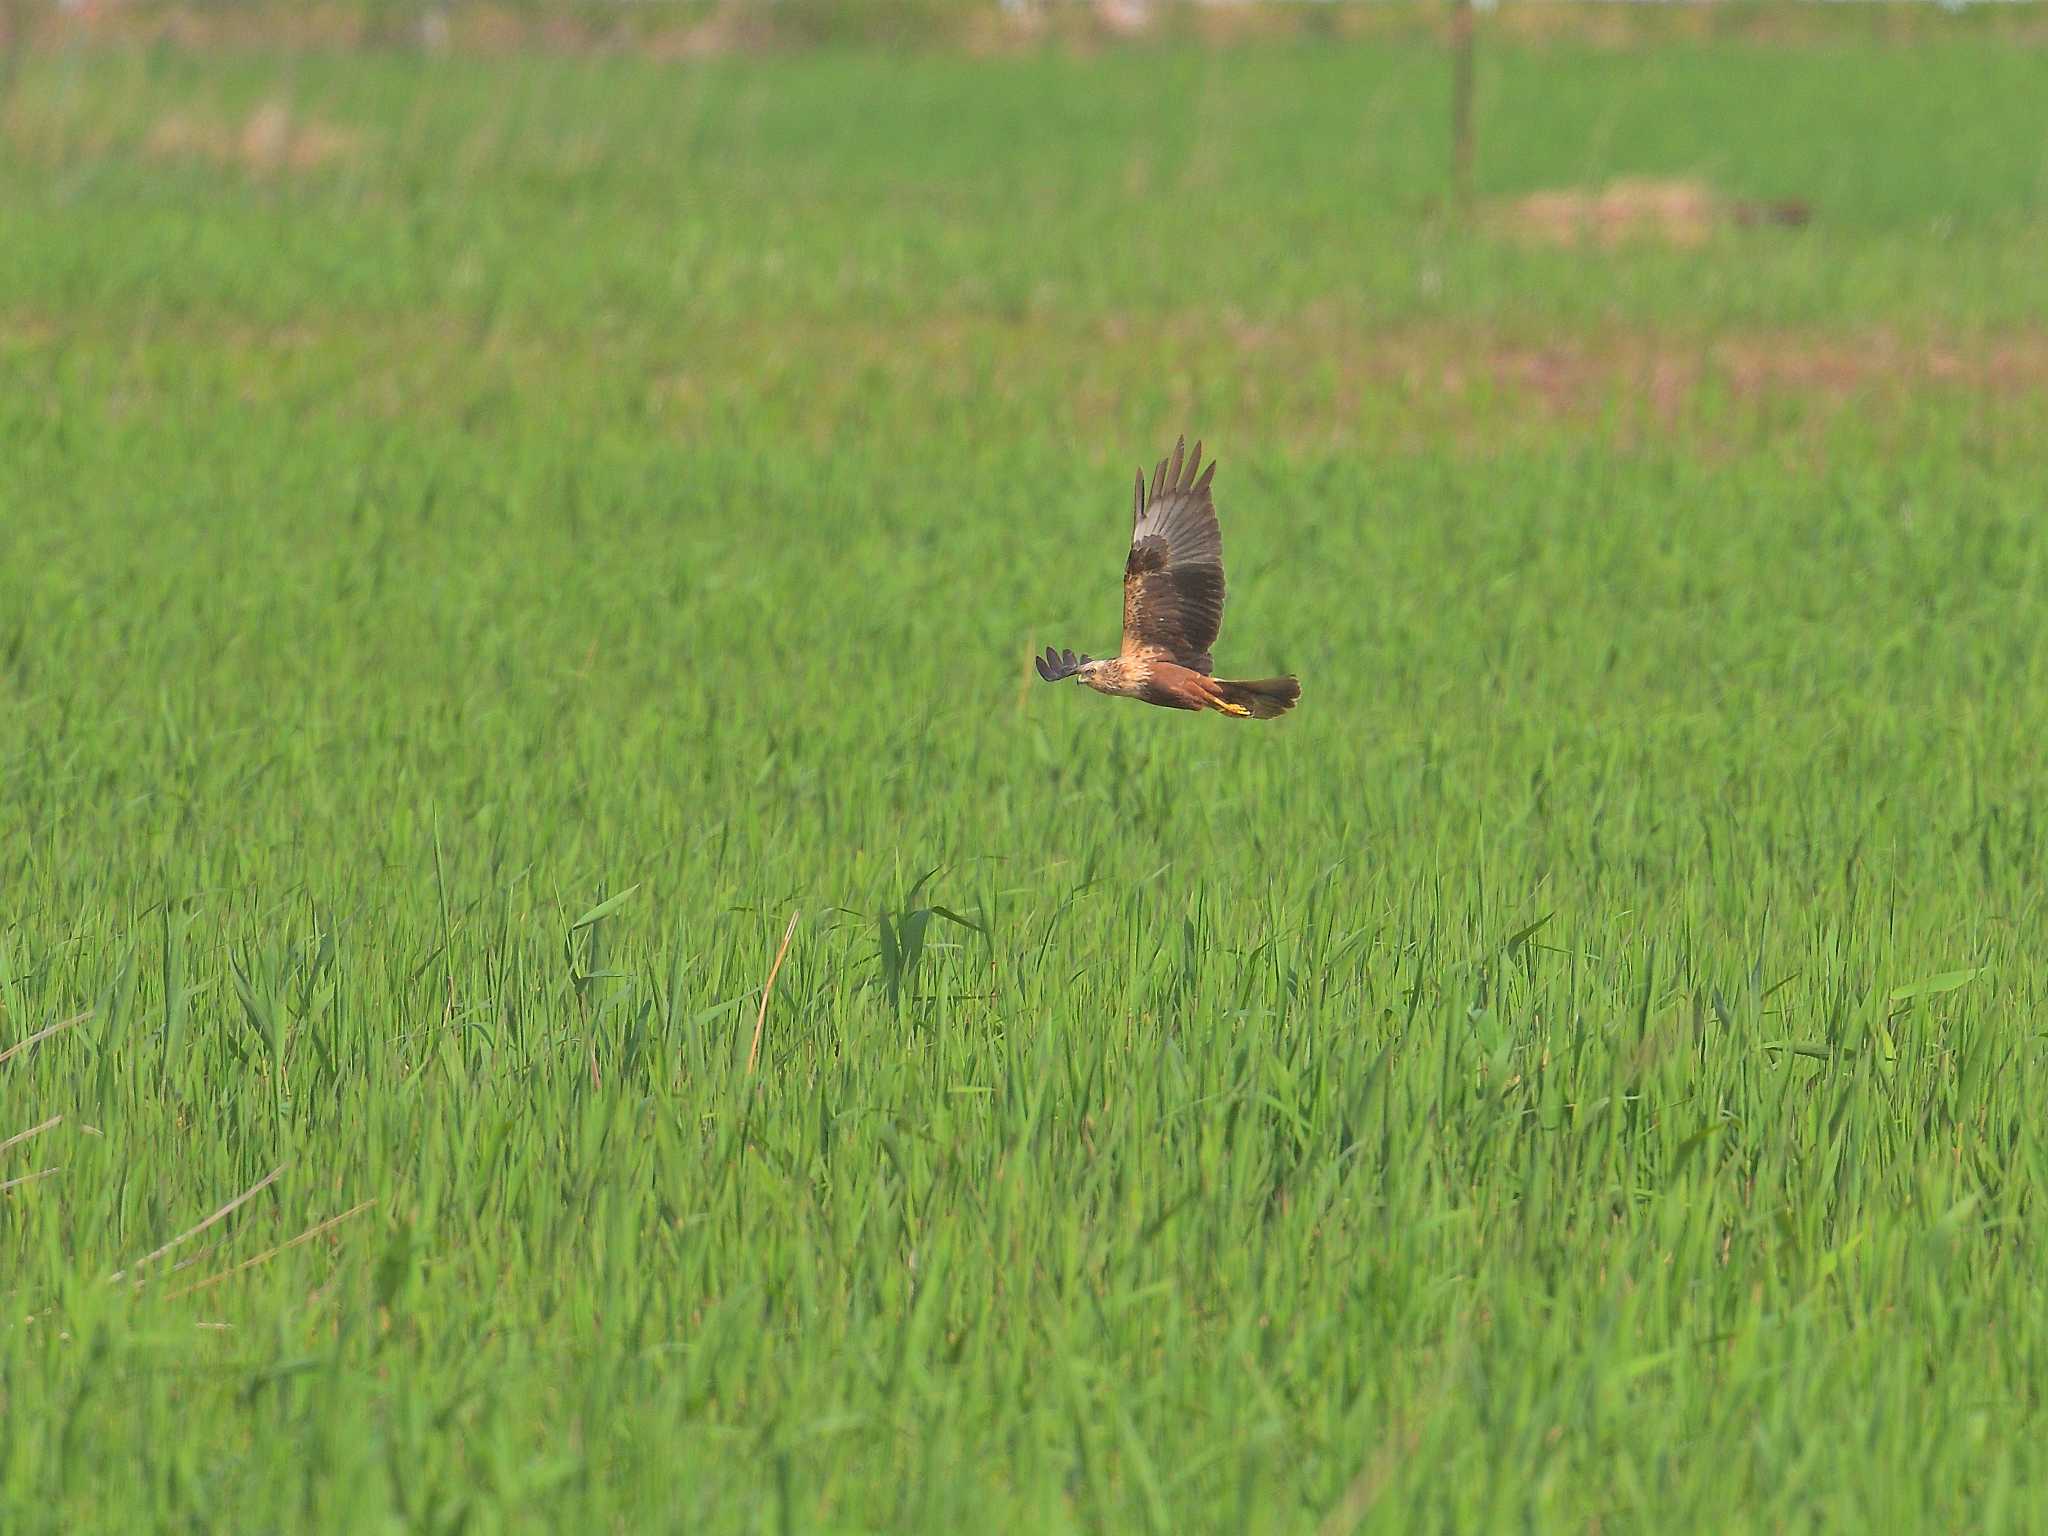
left=1036, top=437, right=1300, bottom=720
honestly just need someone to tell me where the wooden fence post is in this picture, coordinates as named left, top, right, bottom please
left=1450, top=0, right=1477, bottom=214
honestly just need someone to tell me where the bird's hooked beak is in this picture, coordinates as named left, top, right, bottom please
left=1034, top=646, right=1093, bottom=683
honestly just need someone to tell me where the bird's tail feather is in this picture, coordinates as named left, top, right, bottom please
left=1210, top=676, right=1301, bottom=720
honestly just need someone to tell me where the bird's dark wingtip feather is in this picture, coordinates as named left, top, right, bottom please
left=1038, top=646, right=1090, bottom=682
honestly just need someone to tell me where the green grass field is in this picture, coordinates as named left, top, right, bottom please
left=4, top=13, right=2048, bottom=1531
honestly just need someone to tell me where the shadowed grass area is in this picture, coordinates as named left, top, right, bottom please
left=3, top=24, right=2048, bottom=1535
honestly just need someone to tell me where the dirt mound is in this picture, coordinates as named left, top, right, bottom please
left=144, top=101, right=361, bottom=176
left=1495, top=178, right=1810, bottom=250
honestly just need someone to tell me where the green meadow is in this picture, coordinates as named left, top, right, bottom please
left=4, top=13, right=2047, bottom=1531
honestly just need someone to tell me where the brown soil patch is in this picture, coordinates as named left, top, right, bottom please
left=1493, top=179, right=1811, bottom=251
left=144, top=101, right=361, bottom=176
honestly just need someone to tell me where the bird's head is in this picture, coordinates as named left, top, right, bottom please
left=1034, top=646, right=1094, bottom=684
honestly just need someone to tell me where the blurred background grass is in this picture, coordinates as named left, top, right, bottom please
left=4, top=4, right=2048, bottom=1532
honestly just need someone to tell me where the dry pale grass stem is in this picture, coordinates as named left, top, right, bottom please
left=0, top=1010, right=90, bottom=1068
left=165, top=1198, right=379, bottom=1300
left=746, top=911, right=800, bottom=1076
left=109, top=1163, right=289, bottom=1285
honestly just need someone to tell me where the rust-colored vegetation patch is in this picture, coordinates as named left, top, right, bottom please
left=637, top=319, right=2048, bottom=454
left=1416, top=332, right=2048, bottom=418
left=11, top=307, right=2045, bottom=457
left=143, top=101, right=361, bottom=176
left=1492, top=179, right=1811, bottom=251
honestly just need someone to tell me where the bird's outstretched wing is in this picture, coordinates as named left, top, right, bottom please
left=1121, top=436, right=1223, bottom=673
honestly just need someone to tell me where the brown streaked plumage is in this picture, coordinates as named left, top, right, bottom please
left=1035, top=437, right=1301, bottom=721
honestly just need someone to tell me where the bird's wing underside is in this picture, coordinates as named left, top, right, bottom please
left=1121, top=436, right=1224, bottom=673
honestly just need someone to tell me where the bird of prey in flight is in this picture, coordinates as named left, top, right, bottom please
left=1035, top=437, right=1301, bottom=720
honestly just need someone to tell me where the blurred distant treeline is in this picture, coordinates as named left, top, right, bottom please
left=4, top=0, right=2041, bottom=58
